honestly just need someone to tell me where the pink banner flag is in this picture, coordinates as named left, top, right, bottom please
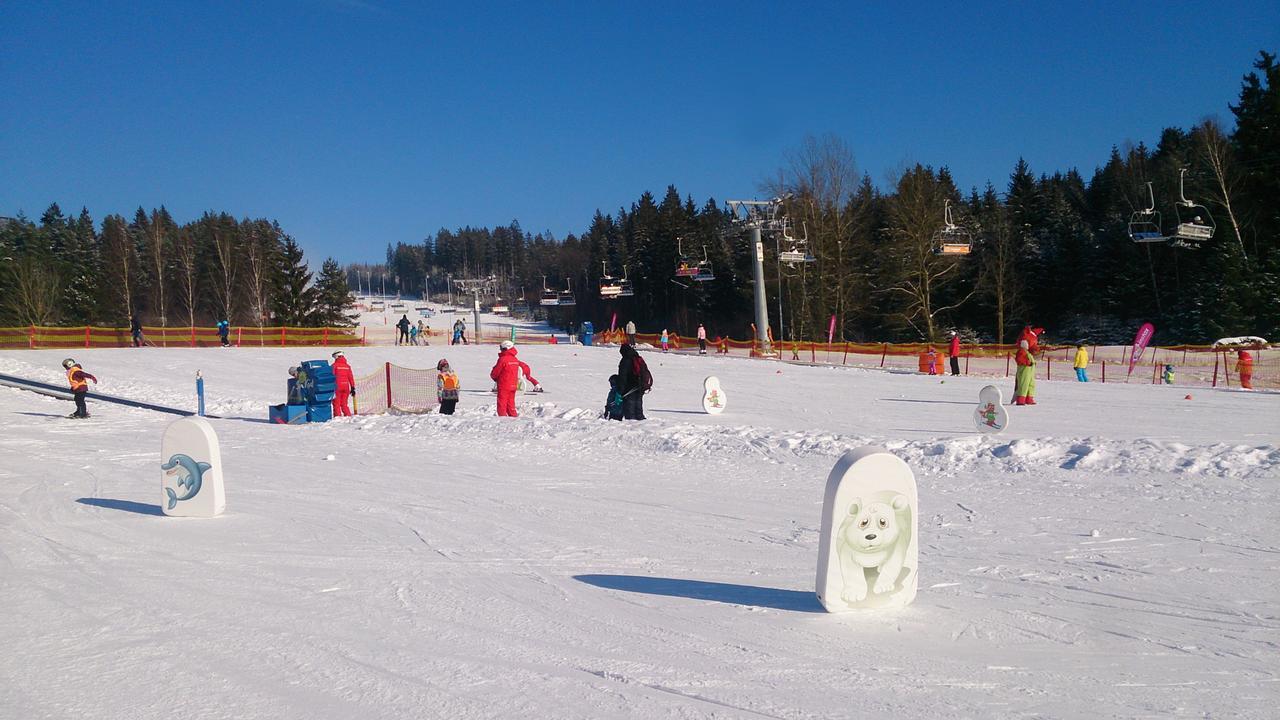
left=1128, top=322, right=1155, bottom=375
left=827, top=314, right=837, bottom=343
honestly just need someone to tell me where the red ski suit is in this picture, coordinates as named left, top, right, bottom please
left=331, top=356, right=356, bottom=417
left=490, top=347, right=537, bottom=417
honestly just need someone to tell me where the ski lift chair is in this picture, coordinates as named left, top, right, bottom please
left=779, top=221, right=817, bottom=265
left=617, top=266, right=635, bottom=297
left=557, top=278, right=576, bottom=307
left=1128, top=182, right=1166, bottom=243
left=693, top=246, right=715, bottom=281
left=599, top=261, right=622, bottom=299
left=539, top=276, right=559, bottom=306
left=933, top=200, right=972, bottom=255
left=1170, top=170, right=1215, bottom=249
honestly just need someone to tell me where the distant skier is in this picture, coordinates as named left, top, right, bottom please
left=618, top=343, right=652, bottom=420
left=408, top=324, right=419, bottom=345
left=926, top=346, right=939, bottom=375
left=1073, top=344, right=1089, bottom=382
left=62, top=358, right=98, bottom=419
left=130, top=315, right=143, bottom=348
left=330, top=351, right=355, bottom=417
left=490, top=340, right=539, bottom=417
left=1236, top=350, right=1254, bottom=389
left=1163, top=364, right=1175, bottom=385
left=396, top=315, right=411, bottom=345
left=948, top=331, right=961, bottom=376
left=625, top=320, right=636, bottom=345
left=1014, top=339, right=1037, bottom=405
left=436, top=358, right=460, bottom=415
left=697, top=323, right=707, bottom=355
left=217, top=319, right=231, bottom=347
left=603, top=374, right=625, bottom=421
left=417, top=320, right=429, bottom=345
left=660, top=329, right=670, bottom=353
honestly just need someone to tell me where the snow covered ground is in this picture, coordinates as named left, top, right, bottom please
left=1, top=342, right=1277, bottom=719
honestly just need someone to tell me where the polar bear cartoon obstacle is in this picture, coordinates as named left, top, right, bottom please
left=160, top=416, right=225, bottom=518
left=701, top=376, right=726, bottom=414
left=816, top=447, right=918, bottom=611
left=973, top=384, right=1009, bottom=434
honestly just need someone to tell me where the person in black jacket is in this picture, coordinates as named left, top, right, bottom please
left=396, top=314, right=411, bottom=345
left=617, top=343, right=649, bottom=420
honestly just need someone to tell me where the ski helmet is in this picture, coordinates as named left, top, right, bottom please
left=331, top=350, right=344, bottom=359
left=436, top=359, right=450, bottom=371
left=62, top=358, right=77, bottom=369
left=500, top=340, right=515, bottom=350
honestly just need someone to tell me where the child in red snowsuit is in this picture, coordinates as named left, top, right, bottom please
left=1236, top=351, right=1254, bottom=390
left=490, top=341, right=539, bottom=417
left=330, top=351, right=355, bottom=416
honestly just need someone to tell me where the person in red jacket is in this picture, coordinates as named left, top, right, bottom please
left=490, top=340, right=540, bottom=417
left=948, top=330, right=961, bottom=376
left=1014, top=340, right=1037, bottom=405
left=1018, top=325, right=1044, bottom=354
left=1236, top=350, right=1254, bottom=390
left=330, top=351, right=356, bottom=417
left=62, top=358, right=98, bottom=419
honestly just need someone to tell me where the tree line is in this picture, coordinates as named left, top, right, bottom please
left=383, top=51, right=1279, bottom=344
left=0, top=207, right=353, bottom=329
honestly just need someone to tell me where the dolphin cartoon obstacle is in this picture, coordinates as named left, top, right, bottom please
left=160, top=416, right=225, bottom=517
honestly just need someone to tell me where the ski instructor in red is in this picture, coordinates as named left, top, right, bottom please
left=330, top=350, right=356, bottom=417
left=491, top=340, right=540, bottom=417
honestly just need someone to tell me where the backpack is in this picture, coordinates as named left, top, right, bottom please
left=633, top=355, right=653, bottom=392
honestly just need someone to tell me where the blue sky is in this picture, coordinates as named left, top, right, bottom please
left=2, top=2, right=1276, bottom=264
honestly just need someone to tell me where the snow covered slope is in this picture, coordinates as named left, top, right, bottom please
left=1, top=345, right=1276, bottom=719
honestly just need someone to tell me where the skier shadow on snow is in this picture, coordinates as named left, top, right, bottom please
left=76, top=497, right=165, bottom=516
left=574, top=574, right=823, bottom=613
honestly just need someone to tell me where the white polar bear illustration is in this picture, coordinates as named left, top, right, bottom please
left=836, top=494, right=911, bottom=603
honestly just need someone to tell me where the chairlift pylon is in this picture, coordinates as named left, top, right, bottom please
left=933, top=199, right=972, bottom=256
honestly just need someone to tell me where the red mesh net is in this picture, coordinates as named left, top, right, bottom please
left=352, top=363, right=439, bottom=414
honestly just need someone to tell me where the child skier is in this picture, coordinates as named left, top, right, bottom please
left=437, top=359, right=460, bottom=415
left=603, top=374, right=625, bottom=421
left=217, top=319, right=231, bottom=347
left=61, top=358, right=98, bottom=419
left=1073, top=344, right=1089, bottom=382
left=697, top=323, right=707, bottom=354
left=1236, top=350, right=1253, bottom=389
left=926, top=346, right=939, bottom=375
left=418, top=320, right=429, bottom=345
left=408, top=324, right=419, bottom=346
left=660, top=329, right=670, bottom=353
left=1014, top=340, right=1037, bottom=405
left=1163, top=364, right=1175, bottom=385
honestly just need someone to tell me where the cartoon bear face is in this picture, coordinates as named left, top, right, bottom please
left=842, top=495, right=908, bottom=554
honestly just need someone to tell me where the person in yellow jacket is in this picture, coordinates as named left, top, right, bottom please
left=1073, top=344, right=1089, bottom=382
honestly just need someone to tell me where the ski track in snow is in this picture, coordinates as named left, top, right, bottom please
left=1, top=344, right=1278, bottom=719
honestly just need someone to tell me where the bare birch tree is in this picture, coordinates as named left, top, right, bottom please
left=1196, top=119, right=1250, bottom=262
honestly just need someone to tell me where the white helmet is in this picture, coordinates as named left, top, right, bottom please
left=62, top=358, right=77, bottom=369
left=331, top=351, right=344, bottom=359
left=500, top=340, right=515, bottom=350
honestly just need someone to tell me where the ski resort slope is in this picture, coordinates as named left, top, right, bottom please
left=0, top=345, right=1277, bottom=719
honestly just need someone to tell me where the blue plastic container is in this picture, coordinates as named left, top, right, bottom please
left=270, top=403, right=309, bottom=424
left=306, top=402, right=333, bottom=423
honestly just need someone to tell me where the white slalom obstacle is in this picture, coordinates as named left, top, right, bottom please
left=973, top=384, right=1009, bottom=433
left=816, top=447, right=918, bottom=612
left=702, top=376, right=726, bottom=414
left=160, top=416, right=225, bottom=518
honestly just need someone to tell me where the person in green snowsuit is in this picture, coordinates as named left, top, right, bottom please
left=1014, top=339, right=1037, bottom=405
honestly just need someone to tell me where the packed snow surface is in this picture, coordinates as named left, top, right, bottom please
left=1, top=343, right=1277, bottom=719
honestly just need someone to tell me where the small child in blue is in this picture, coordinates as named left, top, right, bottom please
left=603, top=374, right=625, bottom=421
left=1163, top=364, right=1175, bottom=384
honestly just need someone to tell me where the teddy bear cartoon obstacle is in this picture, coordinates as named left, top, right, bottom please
left=815, top=447, right=918, bottom=611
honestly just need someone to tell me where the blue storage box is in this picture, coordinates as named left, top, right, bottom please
left=306, top=402, right=333, bottom=423
left=270, top=403, right=309, bottom=424
left=301, top=360, right=336, bottom=403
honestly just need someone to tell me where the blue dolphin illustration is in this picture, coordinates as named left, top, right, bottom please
left=161, top=453, right=212, bottom=510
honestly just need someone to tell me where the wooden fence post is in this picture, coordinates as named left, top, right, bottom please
left=964, top=349, right=970, bottom=375
left=362, top=327, right=367, bottom=345
left=1005, top=352, right=1011, bottom=377
left=385, top=361, right=393, bottom=409
left=1212, top=353, right=1219, bottom=387
left=843, top=342, right=849, bottom=365
left=1101, top=360, right=1106, bottom=383
left=880, top=343, right=888, bottom=367
left=1046, top=355, right=1051, bottom=380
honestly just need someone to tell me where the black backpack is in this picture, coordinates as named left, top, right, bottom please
left=633, top=355, right=653, bottom=392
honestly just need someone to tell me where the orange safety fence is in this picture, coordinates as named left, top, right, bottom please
left=0, top=325, right=365, bottom=349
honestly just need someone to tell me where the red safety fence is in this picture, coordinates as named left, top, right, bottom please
left=351, top=362, right=439, bottom=415
left=0, top=325, right=365, bottom=349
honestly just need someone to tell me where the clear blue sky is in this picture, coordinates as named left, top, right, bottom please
left=2, top=1, right=1276, bottom=264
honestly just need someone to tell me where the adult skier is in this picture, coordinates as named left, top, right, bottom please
left=330, top=351, right=355, bottom=417
left=396, top=315, right=411, bottom=345
left=624, top=320, right=636, bottom=345
left=490, top=340, right=539, bottom=417
left=130, top=315, right=143, bottom=347
left=617, top=343, right=651, bottom=420
left=62, top=358, right=98, bottom=419
left=948, top=331, right=961, bottom=376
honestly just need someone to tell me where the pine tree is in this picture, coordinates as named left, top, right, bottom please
left=312, top=258, right=355, bottom=327
left=272, top=235, right=315, bottom=325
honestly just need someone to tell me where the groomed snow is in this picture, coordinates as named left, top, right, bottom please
left=1, top=343, right=1277, bottom=719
